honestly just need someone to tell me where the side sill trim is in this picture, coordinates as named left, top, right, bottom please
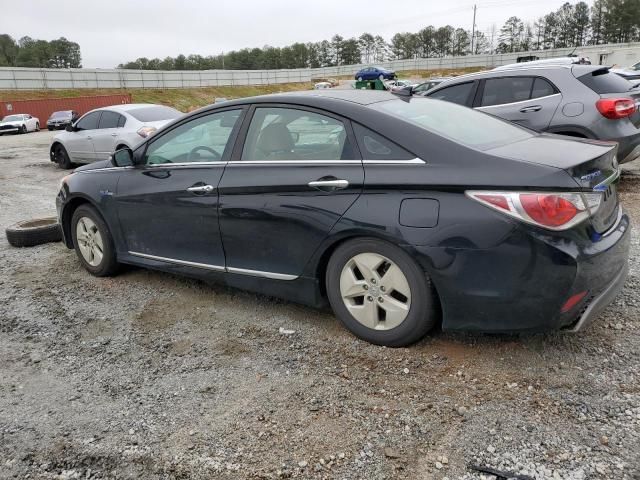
left=128, top=251, right=298, bottom=280
left=226, top=266, right=298, bottom=281
left=129, top=251, right=225, bottom=272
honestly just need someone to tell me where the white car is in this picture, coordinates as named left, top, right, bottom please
left=50, top=104, right=183, bottom=169
left=0, top=114, right=40, bottom=135
left=314, top=81, right=333, bottom=89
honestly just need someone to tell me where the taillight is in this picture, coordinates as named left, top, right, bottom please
left=466, top=191, right=603, bottom=230
left=137, top=126, right=157, bottom=138
left=595, top=98, right=636, bottom=119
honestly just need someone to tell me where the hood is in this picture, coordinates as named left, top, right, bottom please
left=74, top=159, right=112, bottom=172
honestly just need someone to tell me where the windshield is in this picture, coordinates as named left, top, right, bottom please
left=2, top=115, right=23, bottom=122
left=51, top=111, right=72, bottom=118
left=371, top=98, right=533, bottom=150
left=127, top=106, right=182, bottom=122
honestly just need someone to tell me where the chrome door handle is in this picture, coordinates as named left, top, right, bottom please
left=187, top=184, right=215, bottom=193
left=111, top=133, right=118, bottom=137
left=519, top=105, right=542, bottom=113
left=86, top=135, right=92, bottom=139
left=308, top=179, right=349, bottom=191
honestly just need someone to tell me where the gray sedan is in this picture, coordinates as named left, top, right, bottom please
left=50, top=104, right=183, bottom=169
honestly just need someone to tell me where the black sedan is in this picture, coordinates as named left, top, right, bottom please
left=56, top=90, right=630, bottom=347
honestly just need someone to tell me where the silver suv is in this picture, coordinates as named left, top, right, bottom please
left=423, top=65, right=640, bottom=163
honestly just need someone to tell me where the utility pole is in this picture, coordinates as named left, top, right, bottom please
left=222, top=52, right=225, bottom=69
left=471, top=4, right=477, bottom=54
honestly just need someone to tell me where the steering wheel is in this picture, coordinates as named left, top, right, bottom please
left=187, top=146, right=221, bottom=162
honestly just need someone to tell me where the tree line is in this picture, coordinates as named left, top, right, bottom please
left=0, top=34, right=81, bottom=68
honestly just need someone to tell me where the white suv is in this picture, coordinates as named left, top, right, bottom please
left=49, top=104, right=183, bottom=169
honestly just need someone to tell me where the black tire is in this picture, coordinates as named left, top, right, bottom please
left=20, top=125, right=27, bottom=134
left=5, top=217, right=62, bottom=247
left=71, top=205, right=119, bottom=277
left=35, top=122, right=40, bottom=132
left=53, top=144, right=73, bottom=169
left=48, top=127, right=54, bottom=131
left=326, top=238, right=437, bottom=347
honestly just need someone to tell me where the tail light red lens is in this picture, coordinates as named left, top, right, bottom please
left=520, top=194, right=578, bottom=227
left=466, top=191, right=603, bottom=231
left=595, top=98, right=636, bottom=119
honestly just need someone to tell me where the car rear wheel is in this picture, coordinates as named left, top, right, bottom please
left=54, top=144, right=73, bottom=169
left=71, top=205, right=119, bottom=277
left=35, top=122, right=40, bottom=132
left=357, top=76, right=363, bottom=82
left=326, top=238, right=437, bottom=347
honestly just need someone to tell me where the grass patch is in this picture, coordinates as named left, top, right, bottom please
left=0, top=83, right=314, bottom=112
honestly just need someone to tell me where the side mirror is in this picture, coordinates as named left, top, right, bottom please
left=112, top=148, right=134, bottom=167
left=65, top=124, right=75, bottom=132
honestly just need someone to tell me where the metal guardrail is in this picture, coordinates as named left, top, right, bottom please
left=1, top=42, right=638, bottom=90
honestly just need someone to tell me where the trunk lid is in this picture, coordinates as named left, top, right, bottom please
left=487, top=134, right=620, bottom=233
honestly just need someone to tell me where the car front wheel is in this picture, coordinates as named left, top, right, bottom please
left=326, top=238, right=437, bottom=347
left=53, top=144, right=73, bottom=169
left=20, top=125, right=27, bottom=134
left=71, top=205, right=119, bottom=277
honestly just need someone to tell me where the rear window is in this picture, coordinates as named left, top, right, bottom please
left=127, top=106, right=182, bottom=122
left=371, top=98, right=533, bottom=150
left=577, top=69, right=632, bottom=94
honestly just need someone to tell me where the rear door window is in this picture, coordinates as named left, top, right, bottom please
left=98, top=111, right=121, bottom=129
left=481, top=77, right=534, bottom=106
left=242, top=107, right=355, bottom=161
left=577, top=69, right=632, bottom=94
left=428, top=82, right=474, bottom=106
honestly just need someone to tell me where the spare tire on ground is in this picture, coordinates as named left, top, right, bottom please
left=5, top=217, right=62, bottom=247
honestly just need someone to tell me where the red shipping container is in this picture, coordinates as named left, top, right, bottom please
left=0, top=94, right=132, bottom=125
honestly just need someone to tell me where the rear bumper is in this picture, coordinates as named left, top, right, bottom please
left=614, top=131, right=640, bottom=163
left=413, top=211, right=631, bottom=333
left=568, top=260, right=629, bottom=332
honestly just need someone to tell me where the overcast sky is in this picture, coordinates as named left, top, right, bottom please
left=5, top=0, right=580, bottom=68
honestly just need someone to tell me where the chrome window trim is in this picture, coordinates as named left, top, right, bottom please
left=129, top=251, right=298, bottom=280
left=227, top=160, right=361, bottom=166
left=129, top=251, right=225, bottom=272
left=145, top=161, right=227, bottom=168
left=226, top=158, right=425, bottom=166
left=77, top=166, right=135, bottom=173
left=363, top=158, right=425, bottom=165
left=477, top=93, right=561, bottom=110
left=227, top=266, right=298, bottom=281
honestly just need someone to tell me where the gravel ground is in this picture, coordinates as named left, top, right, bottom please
left=1, top=130, right=639, bottom=480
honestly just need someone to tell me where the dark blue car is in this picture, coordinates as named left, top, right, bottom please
left=355, top=66, right=396, bottom=81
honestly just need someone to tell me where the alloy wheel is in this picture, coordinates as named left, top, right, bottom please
left=76, top=216, right=104, bottom=267
left=339, top=252, right=411, bottom=330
